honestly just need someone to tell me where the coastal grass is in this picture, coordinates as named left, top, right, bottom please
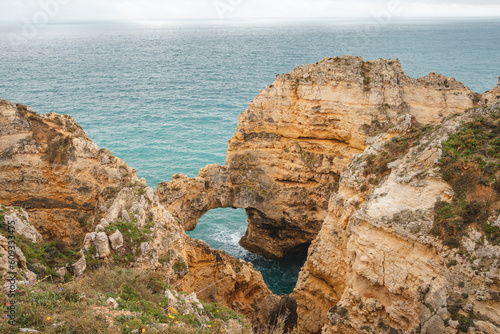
left=104, top=218, right=155, bottom=266
left=433, top=110, right=500, bottom=247
left=0, top=266, right=253, bottom=334
left=0, top=207, right=81, bottom=279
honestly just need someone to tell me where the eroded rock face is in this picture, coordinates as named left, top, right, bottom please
left=2, top=206, right=42, bottom=242
left=295, top=104, right=500, bottom=333
left=0, top=99, right=138, bottom=245
left=157, top=56, right=476, bottom=259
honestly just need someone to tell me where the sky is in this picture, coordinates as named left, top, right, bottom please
left=1, top=0, right=499, bottom=22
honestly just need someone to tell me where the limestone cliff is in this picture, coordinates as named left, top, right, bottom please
left=89, top=184, right=280, bottom=325
left=0, top=206, right=38, bottom=283
left=158, top=56, right=476, bottom=260
left=0, top=99, right=138, bottom=245
left=157, top=56, right=500, bottom=333
left=295, top=101, right=500, bottom=333
left=0, top=100, right=280, bottom=328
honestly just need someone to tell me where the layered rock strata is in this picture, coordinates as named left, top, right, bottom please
left=2, top=57, right=499, bottom=333
left=158, top=56, right=476, bottom=259
left=0, top=100, right=138, bottom=245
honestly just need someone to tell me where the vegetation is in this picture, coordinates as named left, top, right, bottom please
left=0, top=267, right=252, bottom=334
left=105, top=219, right=154, bottom=248
left=300, top=150, right=323, bottom=170
left=17, top=236, right=81, bottom=278
left=46, top=136, right=74, bottom=164
left=363, top=124, right=434, bottom=186
left=0, top=207, right=81, bottom=278
left=447, top=295, right=476, bottom=332
left=172, top=260, right=187, bottom=274
left=433, top=111, right=500, bottom=246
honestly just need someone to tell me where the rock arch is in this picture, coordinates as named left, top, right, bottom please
left=157, top=56, right=476, bottom=260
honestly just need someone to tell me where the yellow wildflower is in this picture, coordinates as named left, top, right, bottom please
left=168, top=307, right=178, bottom=315
left=46, top=317, right=51, bottom=320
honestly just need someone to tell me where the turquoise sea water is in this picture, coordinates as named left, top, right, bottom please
left=1, top=18, right=499, bottom=295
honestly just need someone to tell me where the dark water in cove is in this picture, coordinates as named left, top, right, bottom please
left=1, top=18, right=499, bottom=295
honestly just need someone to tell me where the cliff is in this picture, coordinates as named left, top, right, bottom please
left=157, top=56, right=499, bottom=333
left=0, top=99, right=138, bottom=246
left=295, top=102, right=500, bottom=333
left=0, top=100, right=280, bottom=329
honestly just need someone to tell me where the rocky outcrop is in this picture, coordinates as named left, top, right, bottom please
left=1, top=205, right=42, bottom=243
left=0, top=208, right=38, bottom=284
left=158, top=56, right=476, bottom=260
left=480, top=76, right=500, bottom=106
left=157, top=57, right=500, bottom=332
left=83, top=184, right=280, bottom=326
left=0, top=99, right=138, bottom=245
left=2, top=56, right=499, bottom=333
left=295, top=103, right=500, bottom=333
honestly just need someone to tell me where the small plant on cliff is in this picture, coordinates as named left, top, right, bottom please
left=172, top=260, right=187, bottom=274
left=363, top=124, right=433, bottom=185
left=159, top=254, right=172, bottom=265
left=46, top=136, right=75, bottom=164
left=14, top=234, right=81, bottom=278
left=300, top=150, right=323, bottom=169
left=103, top=218, right=155, bottom=266
left=105, top=219, right=153, bottom=248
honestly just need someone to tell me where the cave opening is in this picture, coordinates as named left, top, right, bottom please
left=186, top=208, right=308, bottom=295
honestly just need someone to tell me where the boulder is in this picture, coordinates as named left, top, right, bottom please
left=109, top=230, right=124, bottom=250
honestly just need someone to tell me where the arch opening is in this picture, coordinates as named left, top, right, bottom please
left=186, top=207, right=308, bottom=295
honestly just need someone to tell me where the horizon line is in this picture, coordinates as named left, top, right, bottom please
left=1, top=16, right=500, bottom=23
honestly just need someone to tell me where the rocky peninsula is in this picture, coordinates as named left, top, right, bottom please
left=1, top=56, right=499, bottom=333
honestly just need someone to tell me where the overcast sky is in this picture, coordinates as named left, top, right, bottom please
left=1, top=0, right=500, bottom=21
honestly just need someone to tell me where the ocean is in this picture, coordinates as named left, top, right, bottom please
left=1, top=18, right=499, bottom=295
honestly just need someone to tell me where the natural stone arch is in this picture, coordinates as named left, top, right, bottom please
left=157, top=162, right=335, bottom=260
